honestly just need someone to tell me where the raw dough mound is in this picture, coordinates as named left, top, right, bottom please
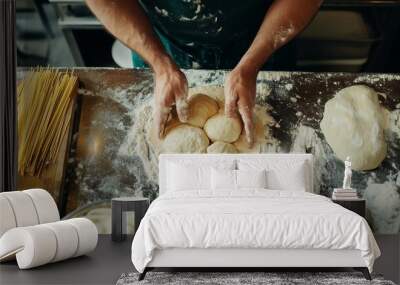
left=186, top=94, right=219, bottom=128
left=207, top=142, right=238, bottom=153
left=161, top=124, right=209, bottom=153
left=204, top=113, right=242, bottom=143
left=320, top=85, right=387, bottom=170
left=188, top=86, right=225, bottom=108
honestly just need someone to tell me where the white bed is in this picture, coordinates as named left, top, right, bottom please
left=131, top=154, right=380, bottom=280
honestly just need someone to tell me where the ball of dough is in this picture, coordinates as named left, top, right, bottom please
left=204, top=113, right=242, bottom=143
left=207, top=142, right=238, bottom=153
left=161, top=124, right=209, bottom=153
left=148, top=110, right=182, bottom=152
left=188, top=86, right=225, bottom=108
left=186, top=94, right=219, bottom=128
left=320, top=85, right=387, bottom=170
left=163, top=112, right=182, bottom=136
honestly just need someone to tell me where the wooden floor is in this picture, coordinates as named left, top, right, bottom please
left=0, top=234, right=398, bottom=285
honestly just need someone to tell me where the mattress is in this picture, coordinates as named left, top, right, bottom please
left=131, top=190, right=380, bottom=273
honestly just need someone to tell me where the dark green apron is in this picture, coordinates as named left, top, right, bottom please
left=133, top=0, right=291, bottom=70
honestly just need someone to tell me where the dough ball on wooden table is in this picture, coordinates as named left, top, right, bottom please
left=161, top=124, right=209, bottom=153
left=320, top=85, right=387, bottom=170
left=204, top=113, right=242, bottom=143
left=207, top=142, right=238, bottom=153
left=186, top=94, right=219, bottom=128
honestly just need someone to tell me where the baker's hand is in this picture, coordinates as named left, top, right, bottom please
left=224, top=66, right=257, bottom=146
left=154, top=63, right=189, bottom=138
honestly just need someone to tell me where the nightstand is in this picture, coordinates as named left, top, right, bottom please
left=332, top=199, right=366, bottom=218
left=111, top=197, right=149, bottom=242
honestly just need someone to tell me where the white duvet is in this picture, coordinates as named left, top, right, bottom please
left=131, top=190, right=380, bottom=273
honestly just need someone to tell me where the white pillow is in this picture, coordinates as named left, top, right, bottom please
left=211, top=169, right=267, bottom=190
left=211, top=168, right=236, bottom=190
left=266, top=163, right=307, bottom=191
left=238, top=159, right=308, bottom=191
left=167, top=162, right=210, bottom=191
left=236, top=169, right=267, bottom=189
left=166, top=160, right=236, bottom=192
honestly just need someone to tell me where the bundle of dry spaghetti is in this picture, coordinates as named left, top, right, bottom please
left=17, top=68, right=78, bottom=176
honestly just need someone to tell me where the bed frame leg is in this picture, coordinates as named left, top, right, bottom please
left=354, top=267, right=371, bottom=280
left=138, top=268, right=148, bottom=281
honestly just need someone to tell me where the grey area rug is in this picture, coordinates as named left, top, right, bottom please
left=116, top=272, right=396, bottom=285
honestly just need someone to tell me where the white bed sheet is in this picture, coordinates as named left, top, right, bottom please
left=131, top=190, right=380, bottom=273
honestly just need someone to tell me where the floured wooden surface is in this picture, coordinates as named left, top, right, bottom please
left=16, top=68, right=399, bottom=234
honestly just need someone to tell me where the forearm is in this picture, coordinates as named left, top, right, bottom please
left=86, top=0, right=175, bottom=73
left=238, top=0, right=322, bottom=73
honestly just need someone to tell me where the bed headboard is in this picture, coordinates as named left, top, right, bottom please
left=159, top=153, right=314, bottom=195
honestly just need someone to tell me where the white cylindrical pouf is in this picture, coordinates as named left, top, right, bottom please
left=43, top=221, right=79, bottom=262
left=23, top=189, right=60, bottom=223
left=0, top=192, right=39, bottom=227
left=0, top=219, right=98, bottom=269
left=0, top=196, right=17, bottom=237
left=65, top=218, right=98, bottom=257
left=0, top=226, right=57, bottom=269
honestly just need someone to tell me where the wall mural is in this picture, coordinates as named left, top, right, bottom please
left=57, top=69, right=400, bottom=234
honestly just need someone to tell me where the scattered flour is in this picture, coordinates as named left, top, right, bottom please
left=195, top=4, right=201, bottom=14
left=256, top=81, right=272, bottom=101
left=386, top=109, right=400, bottom=140
left=184, top=70, right=225, bottom=88
left=273, top=23, right=295, bottom=50
left=184, top=70, right=296, bottom=87
left=118, top=98, right=159, bottom=182
left=285, top=83, right=293, bottom=91
left=353, top=74, right=400, bottom=84
left=155, top=7, right=168, bottom=17
left=397, top=172, right=400, bottom=187
left=258, top=71, right=293, bottom=82
left=78, top=88, right=93, bottom=96
left=363, top=178, right=400, bottom=234
left=384, top=109, right=400, bottom=165
left=179, top=15, right=198, bottom=21
left=291, top=125, right=332, bottom=194
left=192, top=61, right=200, bottom=69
